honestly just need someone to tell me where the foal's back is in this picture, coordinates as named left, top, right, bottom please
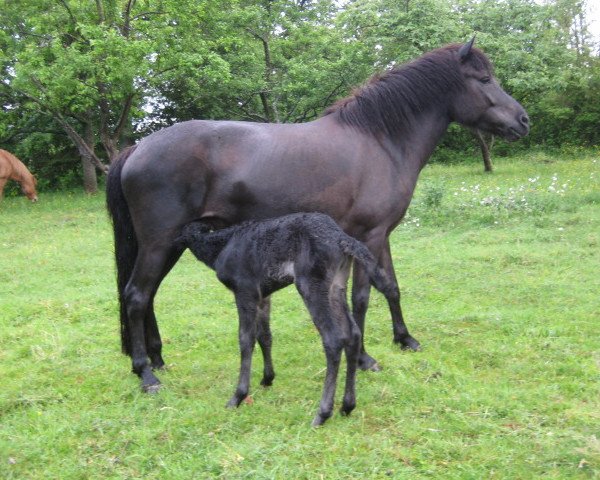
left=213, top=213, right=350, bottom=294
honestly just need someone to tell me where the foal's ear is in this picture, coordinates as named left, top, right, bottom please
left=459, top=36, right=476, bottom=62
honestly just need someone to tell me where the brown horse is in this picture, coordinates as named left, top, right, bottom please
left=0, top=149, right=38, bottom=202
left=106, top=40, right=529, bottom=393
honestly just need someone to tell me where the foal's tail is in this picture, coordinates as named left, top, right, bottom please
left=341, top=236, right=395, bottom=297
left=106, top=145, right=138, bottom=356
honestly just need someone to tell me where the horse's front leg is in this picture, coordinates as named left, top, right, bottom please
left=227, top=293, right=258, bottom=408
left=380, top=240, right=420, bottom=351
left=0, top=177, right=7, bottom=200
left=256, top=297, right=275, bottom=387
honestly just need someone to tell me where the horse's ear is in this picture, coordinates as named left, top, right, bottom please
left=459, top=36, right=476, bottom=62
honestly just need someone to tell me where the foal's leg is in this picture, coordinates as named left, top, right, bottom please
left=340, top=302, right=361, bottom=416
left=331, top=281, right=361, bottom=417
left=256, top=297, right=275, bottom=387
left=380, top=240, right=420, bottom=351
left=227, top=293, right=258, bottom=408
left=297, top=278, right=344, bottom=426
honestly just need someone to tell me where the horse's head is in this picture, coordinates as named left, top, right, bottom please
left=22, top=175, right=38, bottom=202
left=450, top=38, right=529, bottom=141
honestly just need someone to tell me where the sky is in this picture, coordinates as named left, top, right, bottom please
left=588, top=2, right=600, bottom=43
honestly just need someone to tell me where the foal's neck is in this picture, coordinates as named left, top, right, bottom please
left=195, top=228, right=236, bottom=269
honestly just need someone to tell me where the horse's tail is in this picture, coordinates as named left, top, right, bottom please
left=340, top=235, right=395, bottom=297
left=106, top=145, right=138, bottom=356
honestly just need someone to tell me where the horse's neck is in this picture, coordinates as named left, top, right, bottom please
left=10, top=167, right=24, bottom=182
left=387, top=111, right=451, bottom=180
left=7, top=156, right=27, bottom=182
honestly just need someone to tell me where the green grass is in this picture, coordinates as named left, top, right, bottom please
left=1, top=151, right=599, bottom=479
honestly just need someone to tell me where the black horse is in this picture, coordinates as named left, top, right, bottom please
left=106, top=39, right=529, bottom=393
left=177, top=212, right=395, bottom=426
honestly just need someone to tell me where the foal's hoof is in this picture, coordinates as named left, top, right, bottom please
left=143, top=383, right=161, bottom=394
left=399, top=335, right=421, bottom=352
left=340, top=402, right=356, bottom=416
left=226, top=396, right=244, bottom=409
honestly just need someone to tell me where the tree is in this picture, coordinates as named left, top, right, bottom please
left=1, top=0, right=230, bottom=192
left=146, top=0, right=364, bottom=127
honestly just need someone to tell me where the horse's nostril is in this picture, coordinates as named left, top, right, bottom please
left=521, top=115, right=529, bottom=125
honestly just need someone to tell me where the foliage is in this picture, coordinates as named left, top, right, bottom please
left=0, top=0, right=599, bottom=190
left=1, top=153, right=599, bottom=477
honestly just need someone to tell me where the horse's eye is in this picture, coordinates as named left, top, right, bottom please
left=480, top=76, right=491, bottom=84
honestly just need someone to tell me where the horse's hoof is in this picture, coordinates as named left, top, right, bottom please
left=399, top=336, right=421, bottom=352
left=368, top=362, right=381, bottom=372
left=358, top=354, right=381, bottom=372
left=311, top=413, right=330, bottom=427
left=143, top=383, right=161, bottom=394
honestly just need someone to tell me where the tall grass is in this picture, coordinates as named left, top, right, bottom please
left=1, top=151, right=599, bottom=479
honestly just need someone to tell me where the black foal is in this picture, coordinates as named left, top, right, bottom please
left=177, top=212, right=394, bottom=426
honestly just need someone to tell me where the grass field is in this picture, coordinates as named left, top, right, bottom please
left=1, top=151, right=599, bottom=479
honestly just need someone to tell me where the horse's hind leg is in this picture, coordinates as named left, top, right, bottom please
left=145, top=305, right=164, bottom=370
left=380, top=240, right=420, bottom=351
left=145, top=248, right=184, bottom=370
left=227, top=292, right=258, bottom=408
left=124, top=244, right=180, bottom=392
left=256, top=297, right=275, bottom=387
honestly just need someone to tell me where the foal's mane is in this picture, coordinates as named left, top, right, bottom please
left=324, top=44, right=492, bottom=135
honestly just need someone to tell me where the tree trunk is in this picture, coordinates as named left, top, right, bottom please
left=259, top=34, right=277, bottom=123
left=82, top=120, right=98, bottom=193
left=474, top=129, right=494, bottom=172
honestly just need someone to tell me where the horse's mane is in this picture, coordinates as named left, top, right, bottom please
left=0, top=149, right=35, bottom=183
left=323, top=44, right=492, bottom=135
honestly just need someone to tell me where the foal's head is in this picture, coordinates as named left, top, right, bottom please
left=449, top=38, right=529, bottom=141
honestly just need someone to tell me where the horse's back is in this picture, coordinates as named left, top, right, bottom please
left=120, top=117, right=400, bottom=242
left=0, top=149, right=15, bottom=177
